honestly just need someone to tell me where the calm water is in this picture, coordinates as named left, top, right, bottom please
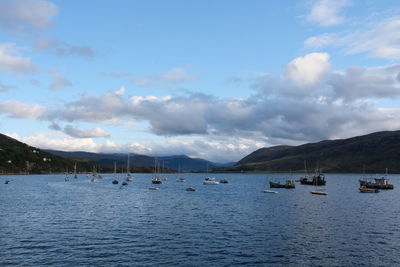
left=0, top=173, right=399, bottom=266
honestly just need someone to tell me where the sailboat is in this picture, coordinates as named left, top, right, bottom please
left=64, top=168, right=70, bottom=181
left=176, top=164, right=186, bottom=182
left=73, top=162, right=78, bottom=179
left=203, top=164, right=219, bottom=185
left=112, top=162, right=119, bottom=184
left=126, top=153, right=133, bottom=182
left=152, top=158, right=162, bottom=184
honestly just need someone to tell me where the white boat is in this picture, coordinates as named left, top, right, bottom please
left=73, top=162, right=78, bottom=179
left=203, top=177, right=219, bottom=185
left=64, top=168, right=70, bottom=181
left=176, top=177, right=186, bottom=182
left=263, top=190, right=278, bottom=194
left=152, top=157, right=163, bottom=184
left=126, top=153, right=133, bottom=181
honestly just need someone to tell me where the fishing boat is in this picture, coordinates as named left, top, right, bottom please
left=300, top=171, right=326, bottom=186
left=359, top=186, right=379, bottom=193
left=299, top=161, right=326, bottom=186
left=359, top=169, right=393, bottom=189
left=269, top=179, right=295, bottom=189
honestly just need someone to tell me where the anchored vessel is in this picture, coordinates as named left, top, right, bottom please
left=359, top=177, right=393, bottom=190
left=269, top=179, right=295, bottom=189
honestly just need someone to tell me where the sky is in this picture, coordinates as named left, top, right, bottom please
left=1, top=0, right=400, bottom=163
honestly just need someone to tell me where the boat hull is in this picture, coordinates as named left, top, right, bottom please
left=269, top=181, right=295, bottom=189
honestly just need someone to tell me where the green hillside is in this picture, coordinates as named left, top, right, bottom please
left=223, top=131, right=400, bottom=173
left=0, top=133, right=94, bottom=174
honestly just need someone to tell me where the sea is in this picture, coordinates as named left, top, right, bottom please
left=0, top=173, right=399, bottom=266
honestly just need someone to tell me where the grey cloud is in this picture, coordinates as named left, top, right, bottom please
left=6, top=61, right=400, bottom=147
left=35, top=37, right=95, bottom=58
left=0, top=43, right=38, bottom=74
left=48, top=122, right=61, bottom=130
left=129, top=68, right=196, bottom=88
left=63, top=125, right=110, bottom=138
left=0, top=82, right=15, bottom=92
left=0, top=0, right=58, bottom=35
left=98, top=72, right=131, bottom=78
left=49, top=74, right=72, bottom=91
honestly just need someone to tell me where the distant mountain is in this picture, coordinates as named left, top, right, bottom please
left=222, top=130, right=400, bottom=173
left=44, top=150, right=235, bottom=172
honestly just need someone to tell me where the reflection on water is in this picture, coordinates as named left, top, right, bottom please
left=0, top=173, right=399, bottom=266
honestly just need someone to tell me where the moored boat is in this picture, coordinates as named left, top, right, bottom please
left=219, top=179, right=229, bottom=184
left=359, top=186, right=379, bottom=193
left=269, top=179, right=295, bottom=189
left=203, top=177, right=219, bottom=185
left=186, top=187, right=196, bottom=191
left=359, top=177, right=393, bottom=190
left=300, top=172, right=326, bottom=186
left=263, top=189, right=278, bottom=194
left=310, top=190, right=328, bottom=195
left=149, top=187, right=159, bottom=190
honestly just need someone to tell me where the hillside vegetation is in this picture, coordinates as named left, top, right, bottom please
left=223, top=131, right=400, bottom=173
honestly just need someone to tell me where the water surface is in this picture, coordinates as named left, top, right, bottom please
left=1, top=173, right=399, bottom=266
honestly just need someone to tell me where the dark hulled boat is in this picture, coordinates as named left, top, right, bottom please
left=299, top=169, right=326, bottom=186
left=269, top=179, right=295, bottom=189
left=359, top=177, right=393, bottom=190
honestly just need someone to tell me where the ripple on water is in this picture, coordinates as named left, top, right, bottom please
left=1, top=173, right=400, bottom=266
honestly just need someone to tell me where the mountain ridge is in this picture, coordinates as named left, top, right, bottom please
left=221, top=130, right=400, bottom=173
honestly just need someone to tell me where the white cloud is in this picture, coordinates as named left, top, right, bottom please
left=35, top=37, right=95, bottom=58
left=63, top=125, right=110, bottom=138
left=3, top=54, right=400, bottom=161
left=0, top=82, right=14, bottom=92
left=285, top=52, right=330, bottom=86
left=49, top=73, right=72, bottom=91
left=0, top=101, right=46, bottom=119
left=7, top=132, right=106, bottom=153
left=306, top=0, right=351, bottom=26
left=0, top=0, right=58, bottom=35
left=0, top=43, right=37, bottom=74
left=130, top=68, right=196, bottom=87
left=347, top=16, right=400, bottom=59
left=304, top=15, right=400, bottom=60
left=304, top=33, right=335, bottom=48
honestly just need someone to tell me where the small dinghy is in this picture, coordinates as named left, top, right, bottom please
left=149, top=187, right=159, bottom=190
left=186, top=187, right=196, bottom=192
left=310, top=190, right=328, bottom=195
left=263, top=190, right=278, bottom=194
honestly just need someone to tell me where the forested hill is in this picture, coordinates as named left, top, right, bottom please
left=222, top=131, right=400, bottom=173
left=0, top=133, right=93, bottom=174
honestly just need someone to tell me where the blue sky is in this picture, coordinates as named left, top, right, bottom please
left=1, top=0, right=400, bottom=162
